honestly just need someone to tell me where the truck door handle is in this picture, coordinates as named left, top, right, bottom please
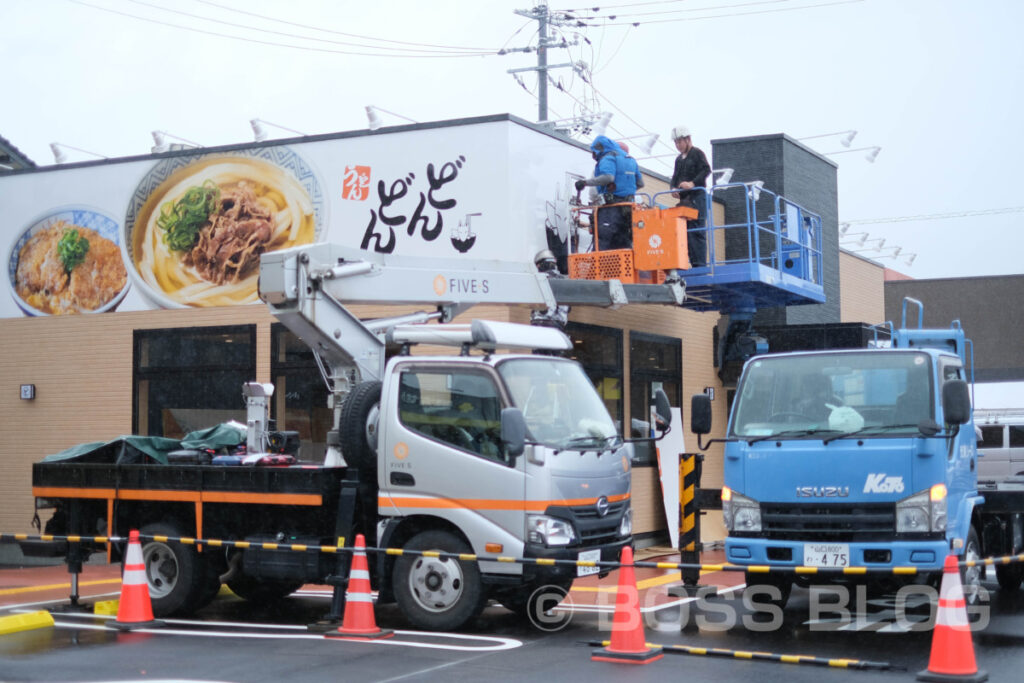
left=390, top=472, right=416, bottom=486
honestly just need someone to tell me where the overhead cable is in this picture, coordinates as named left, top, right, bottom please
left=195, top=0, right=497, bottom=51
left=70, top=0, right=496, bottom=58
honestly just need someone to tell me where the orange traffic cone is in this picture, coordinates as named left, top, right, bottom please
left=592, top=545, right=663, bottom=664
left=108, top=529, right=163, bottom=630
left=917, top=554, right=987, bottom=682
left=325, top=534, right=393, bottom=640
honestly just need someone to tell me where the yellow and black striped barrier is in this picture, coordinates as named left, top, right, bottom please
left=586, top=640, right=899, bottom=671
left=3, top=532, right=1024, bottom=576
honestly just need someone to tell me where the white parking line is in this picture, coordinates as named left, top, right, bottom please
left=42, top=613, right=522, bottom=652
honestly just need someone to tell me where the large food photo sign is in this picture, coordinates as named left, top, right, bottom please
left=0, top=118, right=557, bottom=318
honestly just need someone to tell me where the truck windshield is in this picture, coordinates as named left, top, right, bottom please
left=497, top=358, right=620, bottom=450
left=730, top=351, right=934, bottom=439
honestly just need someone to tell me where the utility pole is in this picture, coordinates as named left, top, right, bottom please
left=506, top=4, right=577, bottom=123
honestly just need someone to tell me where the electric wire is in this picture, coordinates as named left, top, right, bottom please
left=572, top=0, right=863, bottom=26
left=195, top=0, right=497, bottom=51
left=69, top=0, right=497, bottom=58
left=124, top=0, right=493, bottom=54
left=845, top=206, right=1024, bottom=226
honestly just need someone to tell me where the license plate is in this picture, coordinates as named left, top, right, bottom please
left=577, top=549, right=601, bottom=577
left=803, top=543, right=850, bottom=568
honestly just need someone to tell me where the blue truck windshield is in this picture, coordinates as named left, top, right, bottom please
left=730, top=351, right=934, bottom=439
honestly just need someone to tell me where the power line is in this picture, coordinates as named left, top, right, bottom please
left=573, top=0, right=792, bottom=21
left=70, top=0, right=496, bottom=58
left=579, top=0, right=863, bottom=27
left=124, top=0, right=492, bottom=54
left=845, top=206, right=1024, bottom=226
left=195, top=0, right=497, bottom=51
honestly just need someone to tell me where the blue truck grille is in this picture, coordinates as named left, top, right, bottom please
left=761, top=502, right=896, bottom=541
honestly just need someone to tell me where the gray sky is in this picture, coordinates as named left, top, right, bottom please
left=3, top=0, right=1022, bottom=281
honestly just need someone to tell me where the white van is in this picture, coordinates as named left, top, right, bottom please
left=976, top=409, right=1024, bottom=480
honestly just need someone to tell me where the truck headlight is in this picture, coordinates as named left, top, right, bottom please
left=527, top=515, right=577, bottom=546
left=896, top=485, right=947, bottom=533
left=619, top=508, right=633, bottom=537
left=722, top=487, right=761, bottom=532
left=929, top=483, right=947, bottom=532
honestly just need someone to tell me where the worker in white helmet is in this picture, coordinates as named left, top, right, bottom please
left=670, top=125, right=711, bottom=268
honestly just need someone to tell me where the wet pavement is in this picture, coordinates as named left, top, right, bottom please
left=2, top=551, right=1022, bottom=682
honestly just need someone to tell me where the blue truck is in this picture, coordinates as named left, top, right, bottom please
left=691, top=298, right=1024, bottom=604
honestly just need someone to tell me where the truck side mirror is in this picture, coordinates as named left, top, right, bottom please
left=691, top=394, right=712, bottom=435
left=501, top=407, right=527, bottom=459
left=653, top=389, right=672, bottom=429
left=942, top=379, right=971, bottom=425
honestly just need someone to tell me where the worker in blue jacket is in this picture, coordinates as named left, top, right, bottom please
left=575, top=135, right=637, bottom=251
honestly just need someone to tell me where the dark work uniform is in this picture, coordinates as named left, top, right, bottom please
left=670, top=146, right=711, bottom=267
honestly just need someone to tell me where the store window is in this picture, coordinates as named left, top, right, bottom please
left=566, top=323, right=624, bottom=432
left=270, top=324, right=332, bottom=461
left=134, top=326, right=255, bottom=438
left=629, top=331, right=682, bottom=465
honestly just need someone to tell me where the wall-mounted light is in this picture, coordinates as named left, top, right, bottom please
left=591, top=112, right=613, bottom=138
left=824, top=146, right=882, bottom=163
left=50, top=142, right=107, bottom=164
left=616, top=133, right=659, bottom=155
left=798, top=130, right=858, bottom=147
left=747, top=180, right=765, bottom=202
left=250, top=118, right=307, bottom=142
left=365, top=105, right=418, bottom=131
left=840, top=231, right=870, bottom=247
left=151, top=131, right=202, bottom=153
left=713, top=168, right=734, bottom=185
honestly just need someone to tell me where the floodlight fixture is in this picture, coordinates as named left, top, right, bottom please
left=840, top=231, right=870, bottom=247
left=50, top=142, right=107, bottom=164
left=151, top=130, right=202, bottom=153
left=713, top=168, right=734, bottom=185
left=798, top=130, right=858, bottom=147
left=591, top=112, right=613, bottom=138
left=823, top=146, right=882, bottom=163
left=615, top=133, right=659, bottom=155
left=839, top=222, right=851, bottom=235
left=251, top=118, right=307, bottom=142
left=747, top=180, right=765, bottom=202
left=365, top=105, right=418, bottom=131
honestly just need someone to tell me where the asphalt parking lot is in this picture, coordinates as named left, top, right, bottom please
left=2, top=552, right=1023, bottom=683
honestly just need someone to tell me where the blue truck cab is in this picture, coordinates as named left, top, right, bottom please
left=691, top=299, right=979, bottom=603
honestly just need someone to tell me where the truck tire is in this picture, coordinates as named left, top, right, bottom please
left=995, top=564, right=1024, bottom=592
left=226, top=574, right=303, bottom=602
left=393, top=530, right=486, bottom=631
left=499, top=580, right=573, bottom=623
left=137, top=522, right=207, bottom=616
left=338, top=381, right=382, bottom=471
left=961, top=526, right=982, bottom=605
left=744, top=572, right=791, bottom=609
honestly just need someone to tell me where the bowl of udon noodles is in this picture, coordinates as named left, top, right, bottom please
left=124, top=146, right=324, bottom=308
left=8, top=207, right=130, bottom=316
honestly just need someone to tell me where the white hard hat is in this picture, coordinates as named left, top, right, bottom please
left=671, top=125, right=691, bottom=140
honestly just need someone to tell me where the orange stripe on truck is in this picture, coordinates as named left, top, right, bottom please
left=381, top=492, right=629, bottom=512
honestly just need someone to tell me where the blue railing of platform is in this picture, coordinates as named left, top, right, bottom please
left=653, top=184, right=826, bottom=313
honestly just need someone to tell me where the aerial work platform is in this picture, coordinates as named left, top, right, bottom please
left=567, top=184, right=825, bottom=314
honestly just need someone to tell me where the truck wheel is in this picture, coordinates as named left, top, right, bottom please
left=744, top=572, right=792, bottom=609
left=393, top=530, right=486, bottom=631
left=137, top=522, right=206, bottom=616
left=226, top=574, right=303, bottom=602
left=338, top=381, right=382, bottom=471
left=961, top=526, right=982, bottom=605
left=500, top=580, right=573, bottom=623
left=995, top=564, right=1024, bottom=592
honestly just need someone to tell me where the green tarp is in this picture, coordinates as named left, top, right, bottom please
left=42, top=422, right=246, bottom=464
